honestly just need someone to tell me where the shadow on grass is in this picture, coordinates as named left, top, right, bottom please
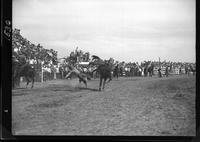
left=13, top=87, right=26, bottom=90
left=49, top=86, right=99, bottom=92
left=12, top=92, right=28, bottom=96
left=12, top=84, right=100, bottom=96
left=78, top=87, right=99, bottom=92
left=12, top=87, right=35, bottom=96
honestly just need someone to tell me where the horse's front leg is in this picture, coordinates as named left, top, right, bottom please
left=26, top=78, right=30, bottom=88
left=102, top=78, right=106, bottom=90
left=65, top=71, right=72, bottom=79
left=99, top=77, right=102, bottom=91
left=150, top=71, right=152, bottom=77
left=83, top=78, right=87, bottom=88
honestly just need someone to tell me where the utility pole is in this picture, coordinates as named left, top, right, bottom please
left=41, top=61, right=43, bottom=83
left=159, top=57, right=161, bottom=68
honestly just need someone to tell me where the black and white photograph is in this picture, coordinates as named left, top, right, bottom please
left=11, top=0, right=196, bottom=136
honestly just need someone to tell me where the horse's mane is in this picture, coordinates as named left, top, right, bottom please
left=91, top=55, right=101, bottom=60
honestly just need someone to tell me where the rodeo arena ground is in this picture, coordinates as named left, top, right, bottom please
left=12, top=29, right=196, bottom=136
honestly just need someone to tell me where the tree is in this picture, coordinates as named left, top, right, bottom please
left=12, top=28, right=58, bottom=84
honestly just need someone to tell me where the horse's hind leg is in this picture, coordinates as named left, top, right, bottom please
left=85, top=77, right=88, bottom=88
left=31, top=78, right=34, bottom=88
left=107, top=74, right=112, bottom=83
left=26, top=78, right=30, bottom=88
left=107, top=78, right=112, bottom=83
left=80, top=77, right=87, bottom=88
left=84, top=80, right=87, bottom=88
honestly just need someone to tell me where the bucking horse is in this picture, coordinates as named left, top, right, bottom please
left=12, top=58, right=35, bottom=89
left=143, top=61, right=154, bottom=77
left=89, top=55, right=113, bottom=91
left=65, top=64, right=91, bottom=88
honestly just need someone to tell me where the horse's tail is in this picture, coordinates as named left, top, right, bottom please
left=87, top=76, right=91, bottom=80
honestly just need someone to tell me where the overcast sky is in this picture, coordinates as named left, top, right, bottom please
left=13, top=0, right=195, bottom=63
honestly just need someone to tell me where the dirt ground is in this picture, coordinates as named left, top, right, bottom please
left=12, top=75, right=196, bottom=136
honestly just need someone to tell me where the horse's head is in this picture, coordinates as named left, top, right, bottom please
left=88, top=61, right=94, bottom=66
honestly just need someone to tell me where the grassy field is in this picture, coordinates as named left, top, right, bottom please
left=12, top=75, right=196, bottom=135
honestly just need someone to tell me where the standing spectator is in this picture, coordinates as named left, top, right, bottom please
left=124, top=66, right=128, bottom=77
left=127, top=66, right=130, bottom=76
left=158, top=67, right=162, bottom=78
left=113, top=64, right=119, bottom=78
left=120, top=67, right=123, bottom=77
left=165, top=66, right=169, bottom=77
left=185, top=64, right=189, bottom=75
left=169, top=62, right=173, bottom=73
left=59, top=66, right=64, bottom=79
left=179, top=66, right=182, bottom=75
left=130, top=66, right=134, bottom=76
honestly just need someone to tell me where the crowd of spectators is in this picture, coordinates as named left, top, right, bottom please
left=114, top=60, right=196, bottom=77
left=63, top=48, right=195, bottom=78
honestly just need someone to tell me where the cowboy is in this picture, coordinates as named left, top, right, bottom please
left=158, top=67, right=162, bottom=78
left=179, top=66, right=182, bottom=75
